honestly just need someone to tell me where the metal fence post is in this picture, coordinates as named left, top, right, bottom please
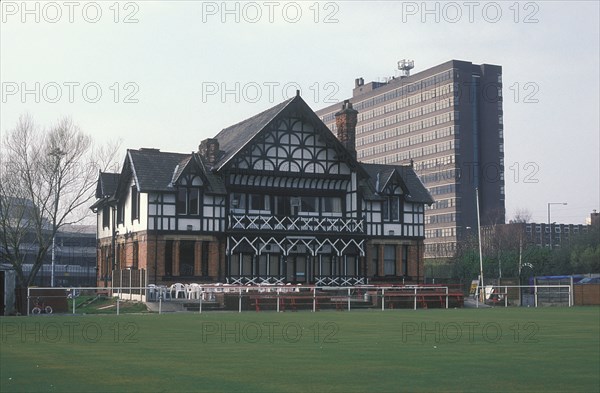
left=413, top=287, right=417, bottom=310
left=445, top=287, right=449, bottom=309
left=347, top=288, right=351, bottom=311
left=158, top=292, right=162, bottom=315
left=199, top=289, right=203, bottom=314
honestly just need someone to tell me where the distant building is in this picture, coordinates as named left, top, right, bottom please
left=317, top=60, right=505, bottom=259
left=92, top=94, right=434, bottom=287
left=0, top=196, right=96, bottom=286
left=587, top=210, right=599, bottom=227
left=482, top=221, right=592, bottom=250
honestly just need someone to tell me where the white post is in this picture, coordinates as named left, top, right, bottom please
left=534, top=285, right=538, bottom=308
left=476, top=187, right=484, bottom=303
left=238, top=287, right=242, bottom=313
left=197, top=288, right=204, bottom=314
left=312, top=287, right=316, bottom=312
left=72, top=289, right=76, bottom=314
left=117, top=288, right=120, bottom=315
left=277, top=288, right=280, bottom=312
left=27, top=287, right=30, bottom=316
left=347, top=288, right=351, bottom=311
left=445, top=287, right=449, bottom=309
left=413, top=287, right=417, bottom=310
left=569, top=277, right=574, bottom=307
left=381, top=288, right=385, bottom=311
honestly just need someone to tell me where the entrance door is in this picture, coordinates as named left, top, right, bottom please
left=286, top=255, right=308, bottom=283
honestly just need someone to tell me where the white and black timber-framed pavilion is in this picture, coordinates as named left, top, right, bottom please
left=91, top=92, right=434, bottom=288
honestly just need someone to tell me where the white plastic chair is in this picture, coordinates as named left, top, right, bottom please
left=187, top=283, right=201, bottom=299
left=170, top=283, right=186, bottom=299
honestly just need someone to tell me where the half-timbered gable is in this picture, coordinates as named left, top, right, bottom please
left=93, top=93, right=433, bottom=287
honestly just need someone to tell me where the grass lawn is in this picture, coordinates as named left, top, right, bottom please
left=1, top=307, right=599, bottom=392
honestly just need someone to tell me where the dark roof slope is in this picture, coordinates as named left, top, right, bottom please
left=361, top=163, right=434, bottom=204
left=96, top=172, right=120, bottom=198
left=212, top=98, right=294, bottom=170
left=211, top=94, right=367, bottom=178
left=127, top=149, right=190, bottom=192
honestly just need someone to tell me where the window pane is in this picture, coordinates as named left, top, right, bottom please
left=189, top=189, right=199, bottom=215
left=179, top=241, right=195, bottom=275
left=382, top=200, right=389, bottom=220
left=391, top=197, right=400, bottom=221
left=300, top=196, right=318, bottom=212
left=323, top=197, right=342, bottom=213
left=250, top=194, right=265, bottom=211
left=346, top=256, right=356, bottom=276
left=321, top=255, right=332, bottom=276
left=242, top=254, right=253, bottom=275
left=269, top=254, right=280, bottom=276
left=275, top=196, right=290, bottom=216
left=384, top=245, right=396, bottom=275
left=176, top=189, right=187, bottom=214
left=370, top=246, right=379, bottom=276
left=231, top=193, right=245, bottom=211
left=230, top=254, right=240, bottom=276
left=258, top=255, right=268, bottom=276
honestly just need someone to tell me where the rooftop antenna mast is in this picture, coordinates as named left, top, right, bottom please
left=398, top=59, right=414, bottom=78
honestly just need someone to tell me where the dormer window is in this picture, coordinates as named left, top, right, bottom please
left=177, top=188, right=200, bottom=215
left=382, top=196, right=400, bottom=222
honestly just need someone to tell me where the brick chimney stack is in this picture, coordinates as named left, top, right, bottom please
left=199, top=138, right=220, bottom=166
left=334, top=100, right=358, bottom=159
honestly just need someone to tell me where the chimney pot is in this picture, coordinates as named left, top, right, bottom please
left=334, top=100, right=358, bottom=159
left=199, top=138, right=220, bottom=165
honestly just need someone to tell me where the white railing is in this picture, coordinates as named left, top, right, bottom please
left=229, top=214, right=364, bottom=233
left=25, top=284, right=573, bottom=316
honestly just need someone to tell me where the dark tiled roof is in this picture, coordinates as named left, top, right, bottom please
left=127, top=149, right=190, bottom=192
left=195, top=155, right=227, bottom=195
left=211, top=94, right=367, bottom=178
left=361, top=163, right=434, bottom=204
left=212, top=98, right=294, bottom=170
left=96, top=172, right=119, bottom=198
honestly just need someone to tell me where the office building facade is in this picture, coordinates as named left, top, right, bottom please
left=317, top=60, right=505, bottom=259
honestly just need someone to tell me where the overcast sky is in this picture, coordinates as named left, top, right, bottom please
left=1, top=1, right=598, bottom=224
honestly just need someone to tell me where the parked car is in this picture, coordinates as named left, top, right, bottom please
left=575, top=277, right=600, bottom=284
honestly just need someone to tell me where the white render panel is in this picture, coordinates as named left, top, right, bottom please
left=164, top=205, right=176, bottom=216
left=178, top=219, right=201, bottom=231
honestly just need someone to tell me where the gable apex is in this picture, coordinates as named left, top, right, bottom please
left=212, top=94, right=366, bottom=176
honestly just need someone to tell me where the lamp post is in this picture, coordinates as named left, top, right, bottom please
left=48, top=148, right=66, bottom=287
left=547, top=202, right=567, bottom=248
left=475, top=188, right=484, bottom=302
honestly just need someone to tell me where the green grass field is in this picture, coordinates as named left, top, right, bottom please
left=1, top=307, right=599, bottom=392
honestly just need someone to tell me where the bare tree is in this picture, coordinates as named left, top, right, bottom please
left=0, top=115, right=120, bottom=286
left=511, top=208, right=532, bottom=224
